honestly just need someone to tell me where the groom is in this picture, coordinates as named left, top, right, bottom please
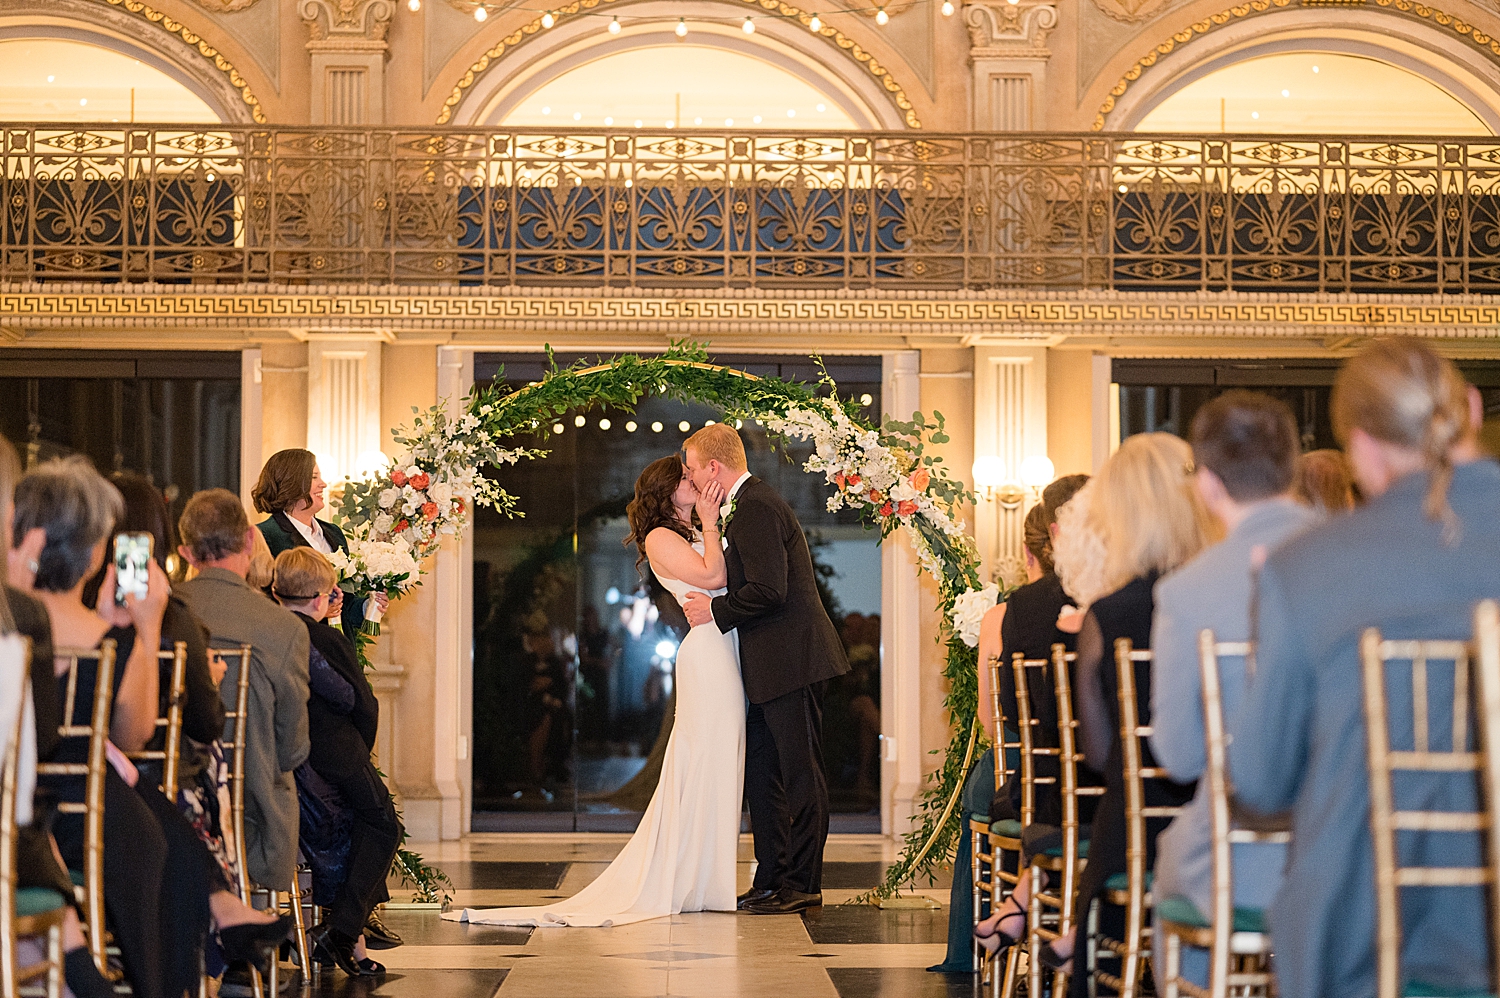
left=681, top=424, right=851, bottom=915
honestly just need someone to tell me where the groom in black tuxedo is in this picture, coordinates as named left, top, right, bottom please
left=681, top=424, right=851, bottom=915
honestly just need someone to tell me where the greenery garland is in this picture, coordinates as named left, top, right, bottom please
left=335, top=342, right=990, bottom=902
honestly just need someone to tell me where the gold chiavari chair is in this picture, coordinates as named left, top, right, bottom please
left=974, top=653, right=1021, bottom=983
left=124, top=642, right=188, bottom=800
left=1027, top=645, right=1105, bottom=998
left=1086, top=640, right=1186, bottom=998
left=1362, top=604, right=1500, bottom=998
left=1157, top=634, right=1280, bottom=998
left=35, top=642, right=116, bottom=976
left=0, top=635, right=66, bottom=998
left=218, top=643, right=312, bottom=997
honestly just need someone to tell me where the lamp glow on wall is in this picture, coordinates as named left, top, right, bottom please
left=974, top=454, right=1054, bottom=508
left=1019, top=455, right=1055, bottom=500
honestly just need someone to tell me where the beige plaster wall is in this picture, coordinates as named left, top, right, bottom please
left=259, top=341, right=308, bottom=457
left=1047, top=348, right=1094, bottom=478
left=916, top=346, right=974, bottom=774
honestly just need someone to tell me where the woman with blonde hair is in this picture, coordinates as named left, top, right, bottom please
left=1035, top=433, right=1210, bottom=979
left=1232, top=339, right=1496, bottom=998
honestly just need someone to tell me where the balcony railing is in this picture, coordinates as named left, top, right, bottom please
left=6, top=125, right=1500, bottom=292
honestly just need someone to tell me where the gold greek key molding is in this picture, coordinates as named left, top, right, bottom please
left=1091, top=0, right=1500, bottom=129
left=100, top=0, right=267, bottom=123
left=435, top=0, right=922, bottom=128
left=8, top=288, right=1500, bottom=339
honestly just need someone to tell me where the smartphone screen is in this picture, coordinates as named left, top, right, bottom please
left=114, top=532, right=153, bottom=605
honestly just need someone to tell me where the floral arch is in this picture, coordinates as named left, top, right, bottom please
left=339, top=343, right=989, bottom=901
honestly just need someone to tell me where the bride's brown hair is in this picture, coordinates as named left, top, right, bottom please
left=624, top=456, right=694, bottom=572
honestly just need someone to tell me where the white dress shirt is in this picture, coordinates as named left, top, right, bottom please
left=728, top=471, right=752, bottom=501
left=288, top=513, right=333, bottom=555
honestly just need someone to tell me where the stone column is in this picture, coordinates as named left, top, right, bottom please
left=972, top=346, right=1048, bottom=582
left=304, top=335, right=385, bottom=484
left=963, top=1, right=1058, bottom=130
left=299, top=0, right=394, bottom=124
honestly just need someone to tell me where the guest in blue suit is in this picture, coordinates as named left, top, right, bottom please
left=1232, top=339, right=1497, bottom=998
left=1149, top=390, right=1317, bottom=986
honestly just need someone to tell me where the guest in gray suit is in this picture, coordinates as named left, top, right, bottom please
left=1232, top=338, right=1497, bottom=998
left=1149, top=390, right=1317, bottom=986
left=176, top=488, right=311, bottom=894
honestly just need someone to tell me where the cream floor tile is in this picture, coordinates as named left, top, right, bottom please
left=377, top=945, right=534, bottom=970
left=660, top=963, right=839, bottom=997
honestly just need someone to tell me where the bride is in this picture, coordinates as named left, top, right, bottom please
left=445, top=456, right=745, bottom=927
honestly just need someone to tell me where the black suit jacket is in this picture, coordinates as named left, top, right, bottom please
left=296, top=612, right=379, bottom=781
left=710, top=477, right=850, bottom=704
left=258, top=510, right=365, bottom=637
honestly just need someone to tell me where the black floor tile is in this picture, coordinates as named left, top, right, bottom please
left=802, top=903, right=952, bottom=945
left=372, top=909, right=532, bottom=947
left=427, top=861, right=569, bottom=889
left=828, top=967, right=978, bottom=997
left=306, top=968, right=507, bottom=998
left=820, top=861, right=953, bottom=889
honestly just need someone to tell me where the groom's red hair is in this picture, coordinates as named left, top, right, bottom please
left=684, top=423, right=747, bottom=472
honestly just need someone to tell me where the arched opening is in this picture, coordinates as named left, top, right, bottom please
left=500, top=44, right=859, bottom=129
left=0, top=36, right=222, bottom=123
left=1136, top=50, right=1489, bottom=134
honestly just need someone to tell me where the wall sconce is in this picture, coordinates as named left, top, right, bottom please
left=1019, top=455, right=1056, bottom=501
left=972, top=456, right=1026, bottom=508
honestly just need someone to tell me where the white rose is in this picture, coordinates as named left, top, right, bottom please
left=429, top=480, right=454, bottom=505
left=950, top=584, right=1001, bottom=648
left=374, top=513, right=394, bottom=535
left=378, top=488, right=401, bottom=510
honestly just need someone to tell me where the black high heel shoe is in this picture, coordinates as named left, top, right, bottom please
left=308, top=923, right=380, bottom=977
left=973, top=900, right=1027, bottom=957
left=218, top=914, right=295, bottom=973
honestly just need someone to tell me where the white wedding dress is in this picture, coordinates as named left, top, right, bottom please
left=445, top=541, right=746, bottom=927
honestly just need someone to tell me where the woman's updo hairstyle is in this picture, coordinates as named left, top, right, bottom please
left=1022, top=503, right=1054, bottom=575
left=1331, top=338, right=1471, bottom=539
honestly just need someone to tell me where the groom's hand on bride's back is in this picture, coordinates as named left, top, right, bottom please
left=683, top=590, right=714, bottom=627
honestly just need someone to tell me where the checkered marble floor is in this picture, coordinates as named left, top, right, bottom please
left=292, top=834, right=975, bottom=998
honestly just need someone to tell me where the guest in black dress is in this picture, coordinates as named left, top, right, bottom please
left=272, top=547, right=401, bottom=977
left=1034, top=434, right=1211, bottom=984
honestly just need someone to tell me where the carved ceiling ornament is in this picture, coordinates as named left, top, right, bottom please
left=188, top=0, right=263, bottom=11
left=299, top=0, right=395, bottom=40
left=963, top=1, right=1058, bottom=50
left=1090, top=0, right=1170, bottom=23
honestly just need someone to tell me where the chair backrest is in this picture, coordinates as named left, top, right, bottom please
left=989, top=654, right=1019, bottom=792
left=1114, top=639, right=1187, bottom=904
left=1362, top=606, right=1499, bottom=998
left=215, top=643, right=254, bottom=901
left=0, top=635, right=36, bottom=998
left=34, top=642, right=115, bottom=974
left=1052, top=643, right=1105, bottom=882
left=1011, top=652, right=1056, bottom=828
left=123, top=641, right=188, bottom=800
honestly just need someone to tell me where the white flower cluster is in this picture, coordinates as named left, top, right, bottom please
left=328, top=537, right=421, bottom=595
left=950, top=584, right=1001, bottom=648
left=763, top=405, right=965, bottom=540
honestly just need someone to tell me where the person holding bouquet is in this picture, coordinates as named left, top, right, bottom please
left=251, top=449, right=389, bottom=637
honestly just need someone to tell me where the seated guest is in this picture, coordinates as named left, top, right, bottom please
left=0, top=435, right=115, bottom=998
left=1233, top=339, right=1498, bottom=997
left=1292, top=448, right=1357, bottom=513
left=175, top=490, right=311, bottom=903
left=1039, top=434, right=1209, bottom=983
left=1148, top=391, right=1317, bottom=986
left=251, top=449, right=386, bottom=635
left=15, top=461, right=292, bottom=998
left=272, top=548, right=401, bottom=976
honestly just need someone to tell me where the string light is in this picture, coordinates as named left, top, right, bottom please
left=875, top=6, right=888, bottom=23
left=676, top=16, right=687, bottom=35
left=608, top=14, right=620, bottom=32
left=599, top=418, right=612, bottom=430
left=473, top=4, right=486, bottom=20
left=941, top=0, right=954, bottom=13
left=742, top=15, right=756, bottom=33
left=625, top=421, right=638, bottom=432
left=406, top=0, right=420, bottom=10
left=677, top=421, right=691, bottom=432
left=541, top=10, right=554, bottom=26
left=652, top=421, right=664, bottom=432
left=808, top=12, right=822, bottom=29
left=574, top=415, right=586, bottom=427
left=552, top=422, right=565, bottom=434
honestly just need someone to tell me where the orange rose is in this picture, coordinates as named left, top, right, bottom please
left=833, top=472, right=846, bottom=488
left=879, top=502, right=894, bottom=516
left=868, top=489, right=882, bottom=503
left=409, top=472, right=431, bottom=490
left=390, top=470, right=408, bottom=487
left=421, top=501, right=439, bottom=520
left=847, top=473, right=861, bottom=487
left=909, top=467, right=930, bottom=491
left=897, top=499, right=918, bottom=516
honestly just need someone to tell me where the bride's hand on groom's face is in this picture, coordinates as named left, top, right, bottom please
left=694, top=480, right=724, bottom=525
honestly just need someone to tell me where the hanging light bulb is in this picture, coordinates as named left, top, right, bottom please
left=675, top=16, right=687, bottom=35
left=941, top=0, right=954, bottom=13
left=473, top=4, right=487, bottom=20
left=541, top=10, right=554, bottom=26
left=875, top=6, right=888, bottom=23
left=808, top=12, right=822, bottom=29
left=608, top=13, right=620, bottom=31
left=742, top=15, right=756, bottom=32
left=406, top=0, right=420, bottom=10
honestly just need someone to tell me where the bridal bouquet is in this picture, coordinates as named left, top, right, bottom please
left=327, top=537, right=422, bottom=604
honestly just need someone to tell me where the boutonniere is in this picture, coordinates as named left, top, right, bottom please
left=719, top=496, right=738, bottom=529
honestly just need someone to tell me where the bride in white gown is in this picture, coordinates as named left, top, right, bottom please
left=446, top=456, right=746, bottom=927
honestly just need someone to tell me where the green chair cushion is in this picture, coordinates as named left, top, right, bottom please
left=16, top=887, right=68, bottom=917
left=1403, top=984, right=1494, bottom=998
left=68, top=869, right=84, bottom=887
left=1042, top=839, right=1089, bottom=859
left=1156, top=894, right=1268, bottom=934
left=990, top=819, right=1023, bottom=838
left=1104, top=871, right=1153, bottom=893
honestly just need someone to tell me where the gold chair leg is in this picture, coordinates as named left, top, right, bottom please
left=1026, top=864, right=1044, bottom=998
left=288, top=870, right=311, bottom=983
left=49, top=921, right=65, bottom=998
left=1163, top=931, right=1182, bottom=998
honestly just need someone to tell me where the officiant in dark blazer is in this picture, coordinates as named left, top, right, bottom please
left=251, top=448, right=385, bottom=637
left=681, top=424, right=850, bottom=915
